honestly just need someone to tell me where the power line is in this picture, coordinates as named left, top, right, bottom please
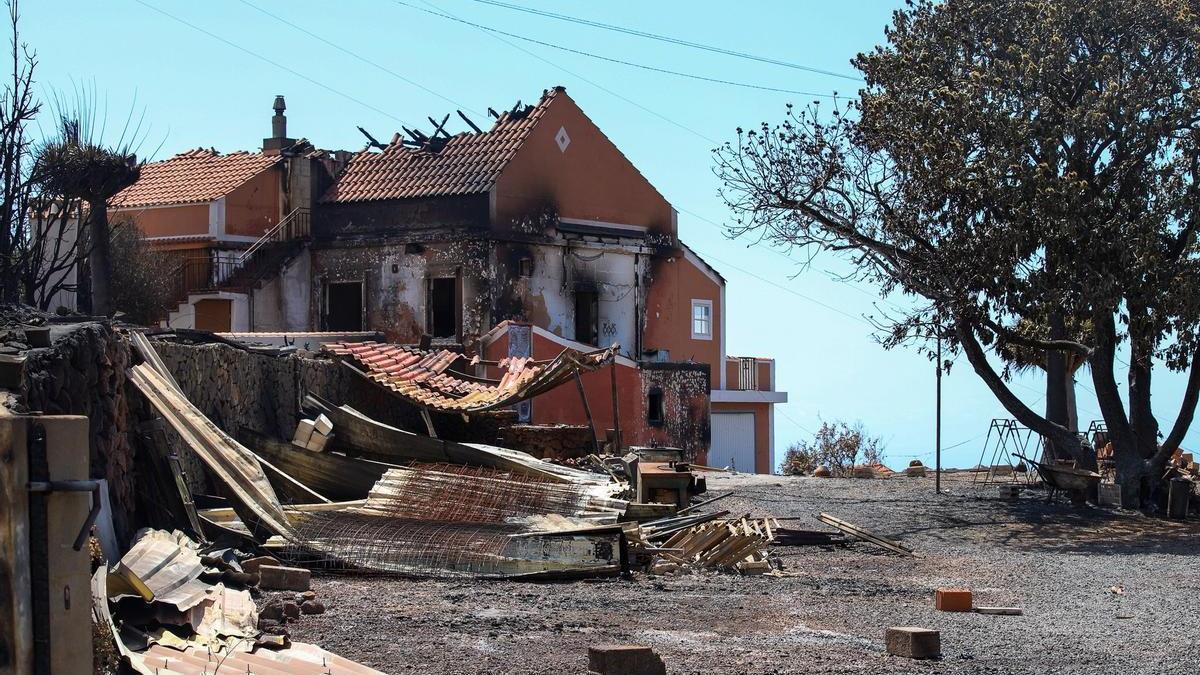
left=393, top=1, right=843, bottom=98
left=401, top=0, right=719, bottom=144
left=690, top=245, right=876, bottom=328
left=676, top=206, right=911, bottom=314
left=132, top=0, right=419, bottom=129
left=235, top=0, right=483, bottom=117
left=460, top=0, right=864, bottom=82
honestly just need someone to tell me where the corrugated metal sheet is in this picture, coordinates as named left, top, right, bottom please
left=110, top=530, right=211, bottom=610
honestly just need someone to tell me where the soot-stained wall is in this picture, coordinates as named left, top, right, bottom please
left=640, top=362, right=711, bottom=461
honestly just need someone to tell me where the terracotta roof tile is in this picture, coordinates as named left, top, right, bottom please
left=324, top=338, right=615, bottom=413
left=111, top=148, right=279, bottom=209
left=321, top=89, right=561, bottom=203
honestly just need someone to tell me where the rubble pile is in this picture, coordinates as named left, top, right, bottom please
left=94, top=528, right=378, bottom=674
left=77, top=331, right=834, bottom=671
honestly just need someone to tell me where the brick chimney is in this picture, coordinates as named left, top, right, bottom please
left=262, top=95, right=295, bottom=155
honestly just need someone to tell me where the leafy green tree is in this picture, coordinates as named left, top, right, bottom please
left=714, top=0, right=1200, bottom=504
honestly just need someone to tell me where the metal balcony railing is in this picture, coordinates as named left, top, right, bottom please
left=170, top=207, right=311, bottom=302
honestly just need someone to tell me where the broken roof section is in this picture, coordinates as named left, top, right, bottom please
left=110, top=148, right=281, bottom=208
left=323, top=339, right=616, bottom=413
left=320, top=88, right=560, bottom=203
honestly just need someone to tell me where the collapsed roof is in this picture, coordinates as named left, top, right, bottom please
left=322, top=339, right=617, bottom=413
left=320, top=88, right=560, bottom=203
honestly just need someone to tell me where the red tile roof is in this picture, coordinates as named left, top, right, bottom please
left=321, top=89, right=561, bottom=203
left=323, top=338, right=615, bottom=413
left=111, top=148, right=279, bottom=209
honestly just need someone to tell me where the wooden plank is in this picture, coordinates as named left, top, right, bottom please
left=41, top=416, right=93, bottom=675
left=0, top=411, right=32, bottom=674
left=304, top=393, right=603, bottom=484
left=129, top=364, right=292, bottom=539
left=817, top=513, right=915, bottom=556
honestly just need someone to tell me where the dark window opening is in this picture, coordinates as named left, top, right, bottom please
left=325, top=281, right=363, bottom=331
left=427, top=277, right=458, bottom=339
left=647, top=387, right=664, bottom=426
left=519, top=258, right=533, bottom=277
left=575, top=289, right=599, bottom=346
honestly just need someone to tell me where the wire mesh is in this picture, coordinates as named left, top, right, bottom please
left=277, top=464, right=608, bottom=577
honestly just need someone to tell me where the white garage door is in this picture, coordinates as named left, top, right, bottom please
left=710, top=412, right=757, bottom=473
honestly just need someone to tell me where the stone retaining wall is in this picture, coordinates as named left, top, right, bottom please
left=153, top=340, right=513, bottom=445
left=20, top=322, right=136, bottom=534
left=496, top=424, right=594, bottom=460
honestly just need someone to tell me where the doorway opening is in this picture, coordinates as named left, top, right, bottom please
left=427, top=276, right=459, bottom=339
left=574, top=289, right=599, bottom=346
left=325, top=281, right=363, bottom=331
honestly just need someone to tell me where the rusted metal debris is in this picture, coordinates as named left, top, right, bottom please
left=127, top=335, right=789, bottom=584
left=92, top=529, right=381, bottom=675
left=323, top=340, right=617, bottom=414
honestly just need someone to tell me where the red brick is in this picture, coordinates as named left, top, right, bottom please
left=935, top=588, right=973, bottom=612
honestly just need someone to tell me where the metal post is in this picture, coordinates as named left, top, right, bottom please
left=575, top=371, right=601, bottom=455
left=936, top=332, right=942, bottom=494
left=609, top=360, right=621, bottom=454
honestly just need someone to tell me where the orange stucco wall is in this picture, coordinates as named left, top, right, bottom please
left=493, top=91, right=675, bottom=235
left=113, top=204, right=210, bottom=238
left=711, top=400, right=772, bottom=473
left=643, top=253, right=722, bottom=381
left=224, top=168, right=280, bottom=237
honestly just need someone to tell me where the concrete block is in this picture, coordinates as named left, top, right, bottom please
left=997, top=484, right=1021, bottom=499
left=241, top=555, right=281, bottom=575
left=587, top=644, right=666, bottom=675
left=885, top=627, right=941, bottom=659
left=1098, top=483, right=1122, bottom=508
left=935, top=588, right=972, bottom=612
left=313, top=413, right=333, bottom=436
left=905, top=464, right=926, bottom=477
left=292, top=419, right=316, bottom=446
left=258, top=565, right=311, bottom=592
left=305, top=430, right=331, bottom=452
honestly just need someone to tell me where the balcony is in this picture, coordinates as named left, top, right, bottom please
left=711, top=356, right=787, bottom=403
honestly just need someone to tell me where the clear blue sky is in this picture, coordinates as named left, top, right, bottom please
left=22, top=0, right=1199, bottom=467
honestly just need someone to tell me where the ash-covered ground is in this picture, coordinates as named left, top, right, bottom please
left=287, top=472, right=1200, bottom=674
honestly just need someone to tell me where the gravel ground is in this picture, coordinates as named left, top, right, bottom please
left=284, top=472, right=1200, bottom=674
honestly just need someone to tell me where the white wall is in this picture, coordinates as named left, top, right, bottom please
left=521, top=243, right=643, bottom=358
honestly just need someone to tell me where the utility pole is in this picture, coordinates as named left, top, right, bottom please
left=936, top=331, right=942, bottom=494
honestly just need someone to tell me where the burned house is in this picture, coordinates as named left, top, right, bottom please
left=105, top=87, right=787, bottom=471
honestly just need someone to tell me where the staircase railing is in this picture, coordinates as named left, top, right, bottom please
left=169, top=207, right=311, bottom=304
left=240, top=207, right=310, bottom=263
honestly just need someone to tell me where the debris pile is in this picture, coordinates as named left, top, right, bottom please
left=293, top=413, right=334, bottom=452
left=93, top=528, right=380, bottom=674
left=79, top=332, right=935, bottom=673
left=634, top=514, right=778, bottom=575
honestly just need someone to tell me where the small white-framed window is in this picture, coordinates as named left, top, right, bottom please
left=691, top=299, right=713, bottom=340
